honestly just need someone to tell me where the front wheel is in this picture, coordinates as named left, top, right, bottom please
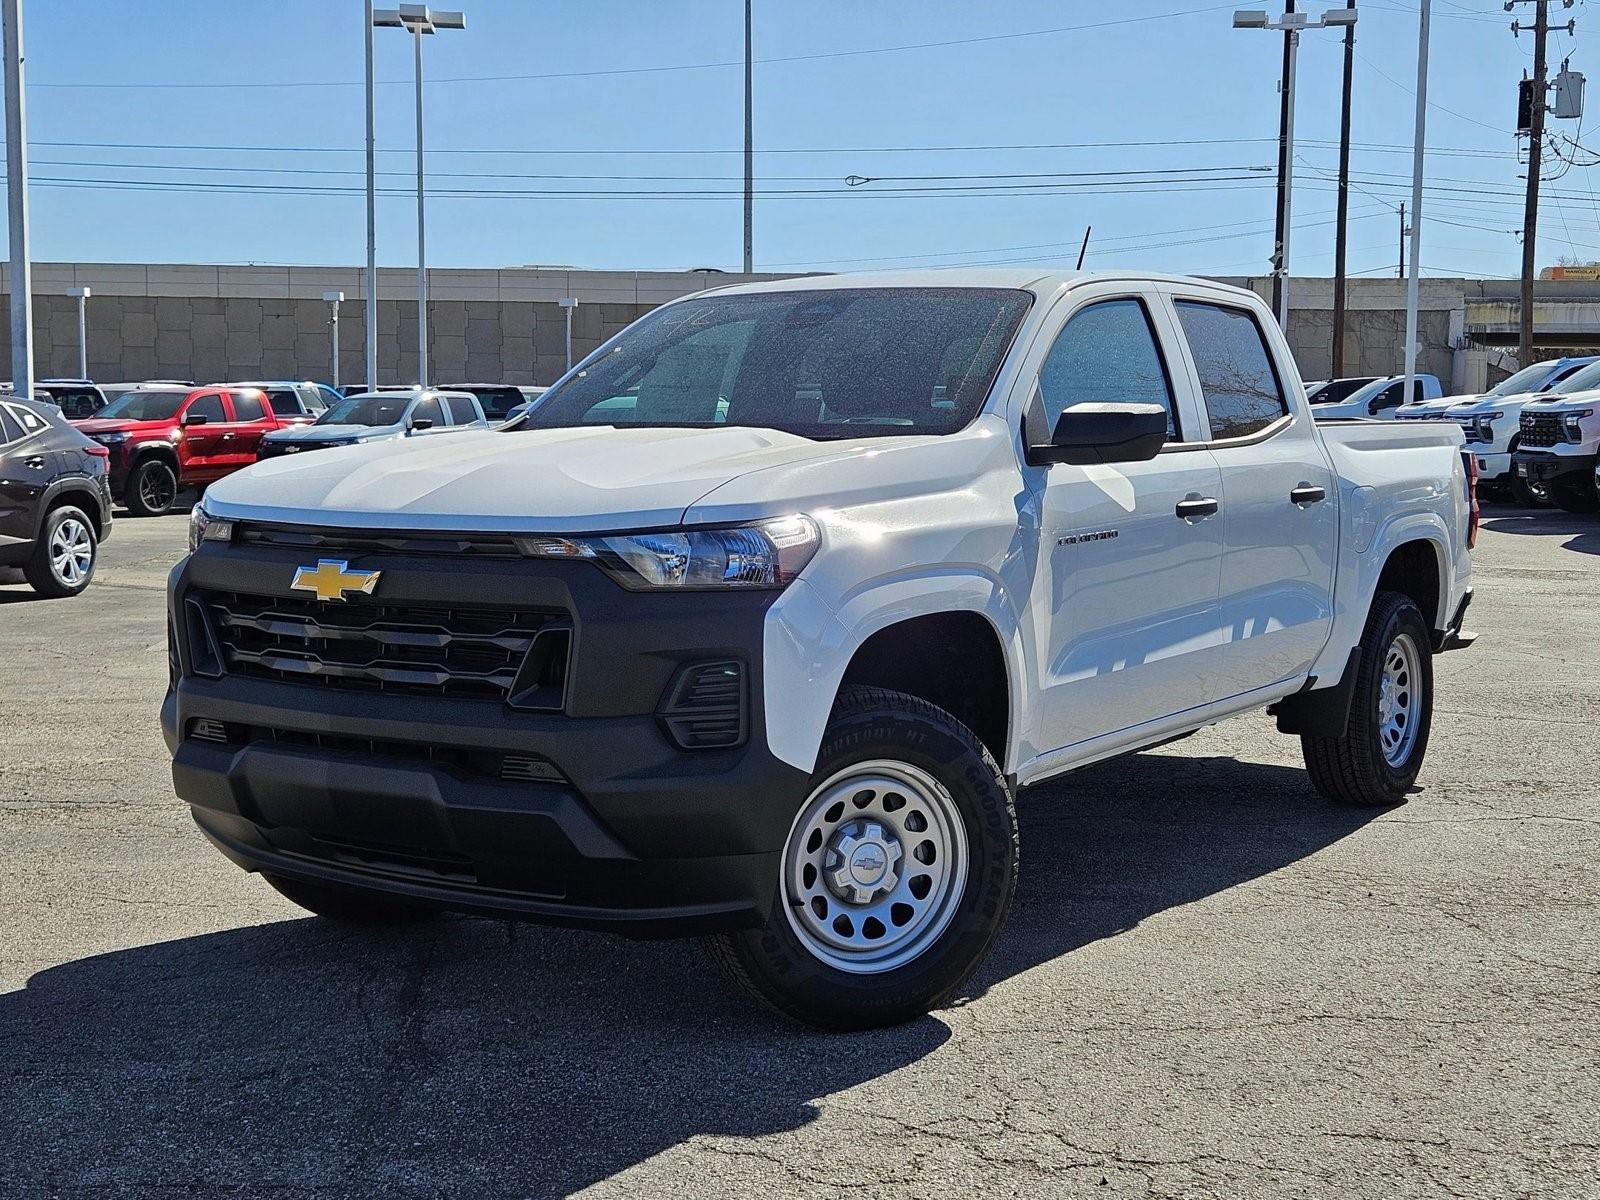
left=1302, top=591, right=1434, bottom=807
left=705, top=687, right=1018, bottom=1031
left=124, top=458, right=179, bottom=517
left=1549, top=475, right=1600, bottom=513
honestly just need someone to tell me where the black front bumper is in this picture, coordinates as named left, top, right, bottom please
left=164, top=536, right=812, bottom=936
left=1512, top=449, right=1598, bottom=484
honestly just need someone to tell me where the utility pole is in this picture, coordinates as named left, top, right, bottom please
left=364, top=0, right=378, bottom=390
left=3, top=0, right=32, bottom=401
left=1398, top=203, right=1406, bottom=278
left=1271, top=0, right=1295, bottom=323
left=743, top=0, right=753, bottom=274
left=1402, top=1, right=1430, bottom=409
left=1510, top=1, right=1575, bottom=367
left=1331, top=0, right=1357, bottom=376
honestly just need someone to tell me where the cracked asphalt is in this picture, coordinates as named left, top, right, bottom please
left=2, top=502, right=1596, bottom=1199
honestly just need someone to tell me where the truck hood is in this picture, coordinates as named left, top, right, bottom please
left=203, top=423, right=888, bottom=532
left=1398, top=394, right=1478, bottom=415
left=1520, top=386, right=1600, bottom=413
left=1449, top=390, right=1543, bottom=416
left=265, top=422, right=398, bottom=442
left=73, top=417, right=171, bottom=436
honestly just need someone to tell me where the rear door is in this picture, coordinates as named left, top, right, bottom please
left=0, top=403, right=58, bottom=550
left=224, top=389, right=276, bottom=464
left=1160, top=285, right=1338, bottom=702
left=1026, top=283, right=1227, bottom=752
left=443, top=393, right=485, bottom=430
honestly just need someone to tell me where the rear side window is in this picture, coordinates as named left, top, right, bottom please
left=265, top=388, right=301, bottom=416
left=231, top=392, right=267, bottom=421
left=1173, top=301, right=1288, bottom=440
left=10, top=403, right=46, bottom=436
left=186, top=394, right=227, bottom=423
left=0, top=405, right=21, bottom=443
left=445, top=395, right=479, bottom=425
left=1037, top=298, right=1179, bottom=439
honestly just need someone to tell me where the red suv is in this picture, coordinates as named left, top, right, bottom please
left=72, top=385, right=286, bottom=516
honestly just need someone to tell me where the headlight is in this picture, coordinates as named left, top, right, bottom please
left=93, top=431, right=130, bottom=445
left=187, top=502, right=235, bottom=553
left=517, top=515, right=819, bottom=590
left=1564, top=409, right=1592, bottom=440
left=1473, top=412, right=1501, bottom=439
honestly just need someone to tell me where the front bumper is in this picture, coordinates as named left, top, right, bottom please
left=164, top=535, right=812, bottom=936
left=1469, top=450, right=1510, bottom=482
left=1513, top=448, right=1598, bottom=485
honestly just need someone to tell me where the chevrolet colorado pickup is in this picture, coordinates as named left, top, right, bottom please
left=164, top=270, right=1476, bottom=1029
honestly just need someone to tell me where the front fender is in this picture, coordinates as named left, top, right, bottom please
left=762, top=569, right=1030, bottom=776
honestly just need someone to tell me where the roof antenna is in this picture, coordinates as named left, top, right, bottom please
left=1075, top=226, right=1092, bottom=271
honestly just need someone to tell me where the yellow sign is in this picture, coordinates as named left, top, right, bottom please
left=290, top=559, right=382, bottom=603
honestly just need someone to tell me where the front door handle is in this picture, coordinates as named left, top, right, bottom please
left=1175, top=496, right=1219, bottom=521
left=1290, top=483, right=1327, bottom=505
left=220, top=433, right=235, bottom=441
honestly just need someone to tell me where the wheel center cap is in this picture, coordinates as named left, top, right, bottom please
left=824, top=819, right=903, bottom=905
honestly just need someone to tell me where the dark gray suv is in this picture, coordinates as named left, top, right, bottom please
left=0, top=396, right=114, bottom=597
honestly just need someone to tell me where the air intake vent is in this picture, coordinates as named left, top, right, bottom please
left=659, top=660, right=746, bottom=750
left=501, top=754, right=565, bottom=783
left=190, top=719, right=230, bottom=744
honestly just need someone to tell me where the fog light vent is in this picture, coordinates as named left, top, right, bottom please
left=501, top=754, right=564, bottom=783
left=190, top=719, right=230, bottom=744
left=658, top=660, right=746, bottom=750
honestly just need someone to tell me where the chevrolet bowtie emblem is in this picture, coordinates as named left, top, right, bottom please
left=290, top=559, right=382, bottom=603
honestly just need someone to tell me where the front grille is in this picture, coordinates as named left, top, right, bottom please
left=236, top=523, right=523, bottom=558
left=1520, top=412, right=1564, bottom=448
left=197, top=589, right=570, bottom=705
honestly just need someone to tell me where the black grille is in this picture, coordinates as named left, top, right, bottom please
left=1520, top=412, right=1564, bottom=448
left=198, top=589, right=569, bottom=705
left=235, top=524, right=523, bottom=558
left=659, top=660, right=747, bottom=749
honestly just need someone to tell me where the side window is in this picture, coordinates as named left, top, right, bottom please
left=11, top=404, right=46, bottom=436
left=313, top=385, right=339, bottom=411
left=445, top=395, right=478, bottom=425
left=0, top=405, right=21, bottom=443
left=1037, top=298, right=1178, bottom=439
left=265, top=388, right=300, bottom=416
left=186, top=393, right=226, bottom=423
left=1173, top=301, right=1289, bottom=440
left=410, top=397, right=444, bottom=426
left=230, top=391, right=267, bottom=421
left=1377, top=382, right=1405, bottom=410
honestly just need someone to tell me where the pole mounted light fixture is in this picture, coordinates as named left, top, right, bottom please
left=66, top=286, right=91, bottom=380
left=322, top=291, right=345, bottom=391
left=373, top=5, right=466, bottom=388
left=1233, top=6, right=1359, bottom=329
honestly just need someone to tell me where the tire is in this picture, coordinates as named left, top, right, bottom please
left=1510, top=470, right=1544, bottom=507
left=1549, top=476, right=1600, bottom=514
left=23, top=505, right=97, bottom=598
left=1302, top=591, right=1434, bottom=807
left=705, top=686, right=1019, bottom=1031
left=124, top=457, right=179, bottom=517
left=263, top=872, right=438, bottom=926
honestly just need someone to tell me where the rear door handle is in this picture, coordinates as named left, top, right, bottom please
left=1175, top=496, right=1219, bottom=520
left=24, top=455, right=46, bottom=470
left=1290, top=483, right=1327, bottom=505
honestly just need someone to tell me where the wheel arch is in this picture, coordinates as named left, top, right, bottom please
left=37, top=479, right=106, bottom=538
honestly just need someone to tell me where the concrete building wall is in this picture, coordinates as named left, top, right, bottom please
left=0, top=262, right=1588, bottom=388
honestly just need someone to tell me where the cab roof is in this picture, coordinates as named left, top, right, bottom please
left=700, top=267, right=1262, bottom=302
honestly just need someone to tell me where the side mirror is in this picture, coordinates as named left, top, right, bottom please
left=408, top=417, right=434, bottom=432
left=182, top=412, right=209, bottom=426
left=1368, top=399, right=1381, bottom=416
left=1028, top=402, right=1168, bottom=466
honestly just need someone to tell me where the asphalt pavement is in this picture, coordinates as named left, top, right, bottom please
left=2, top=502, right=1596, bottom=1198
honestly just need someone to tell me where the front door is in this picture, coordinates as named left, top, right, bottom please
left=1024, top=287, right=1227, bottom=754
left=1162, top=288, right=1338, bottom=700
left=221, top=390, right=275, bottom=466
left=176, top=391, right=229, bottom=481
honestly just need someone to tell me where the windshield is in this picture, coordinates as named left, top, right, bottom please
left=319, top=396, right=411, bottom=427
left=1547, top=360, right=1600, bottom=394
left=518, top=288, right=1033, bottom=439
left=1487, top=362, right=1560, bottom=396
left=95, top=389, right=190, bottom=421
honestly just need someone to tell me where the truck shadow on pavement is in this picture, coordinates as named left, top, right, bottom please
left=1479, top=509, right=1600, bottom=557
left=2, top=753, right=1377, bottom=1197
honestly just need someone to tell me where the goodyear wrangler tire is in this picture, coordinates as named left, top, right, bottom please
left=1302, top=591, right=1434, bottom=807
left=705, top=686, right=1018, bottom=1031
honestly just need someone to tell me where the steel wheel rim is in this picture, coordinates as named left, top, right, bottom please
left=140, top=466, right=175, bottom=510
left=1377, top=631, right=1422, bottom=767
left=781, top=759, right=969, bottom=975
left=49, top=517, right=93, bottom=586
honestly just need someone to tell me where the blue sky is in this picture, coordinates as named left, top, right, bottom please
left=6, top=0, right=1593, bottom=277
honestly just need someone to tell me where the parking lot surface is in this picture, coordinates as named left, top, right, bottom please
left=2, top=505, right=1596, bottom=1199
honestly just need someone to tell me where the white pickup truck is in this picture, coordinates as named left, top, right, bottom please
left=165, top=270, right=1476, bottom=1029
left=1513, top=385, right=1600, bottom=512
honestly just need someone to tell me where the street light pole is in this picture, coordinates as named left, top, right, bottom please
left=1402, top=0, right=1431, bottom=407
left=743, top=0, right=753, bottom=273
left=1234, top=6, right=1359, bottom=332
left=3, top=0, right=33, bottom=400
left=364, top=0, right=378, bottom=390
left=67, top=287, right=90, bottom=379
left=323, top=290, right=344, bottom=391
left=559, top=297, right=577, bottom=372
left=374, top=5, right=466, bottom=389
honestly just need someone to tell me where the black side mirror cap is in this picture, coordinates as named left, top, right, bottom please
left=1027, top=402, right=1169, bottom=466
left=182, top=413, right=209, bottom=426
left=408, top=418, right=435, bottom=432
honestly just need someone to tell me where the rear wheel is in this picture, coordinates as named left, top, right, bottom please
left=705, top=687, right=1018, bottom=1030
left=125, top=458, right=178, bottom=517
left=23, top=505, right=97, bottom=598
left=263, top=873, right=437, bottom=925
left=1302, top=591, right=1434, bottom=807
